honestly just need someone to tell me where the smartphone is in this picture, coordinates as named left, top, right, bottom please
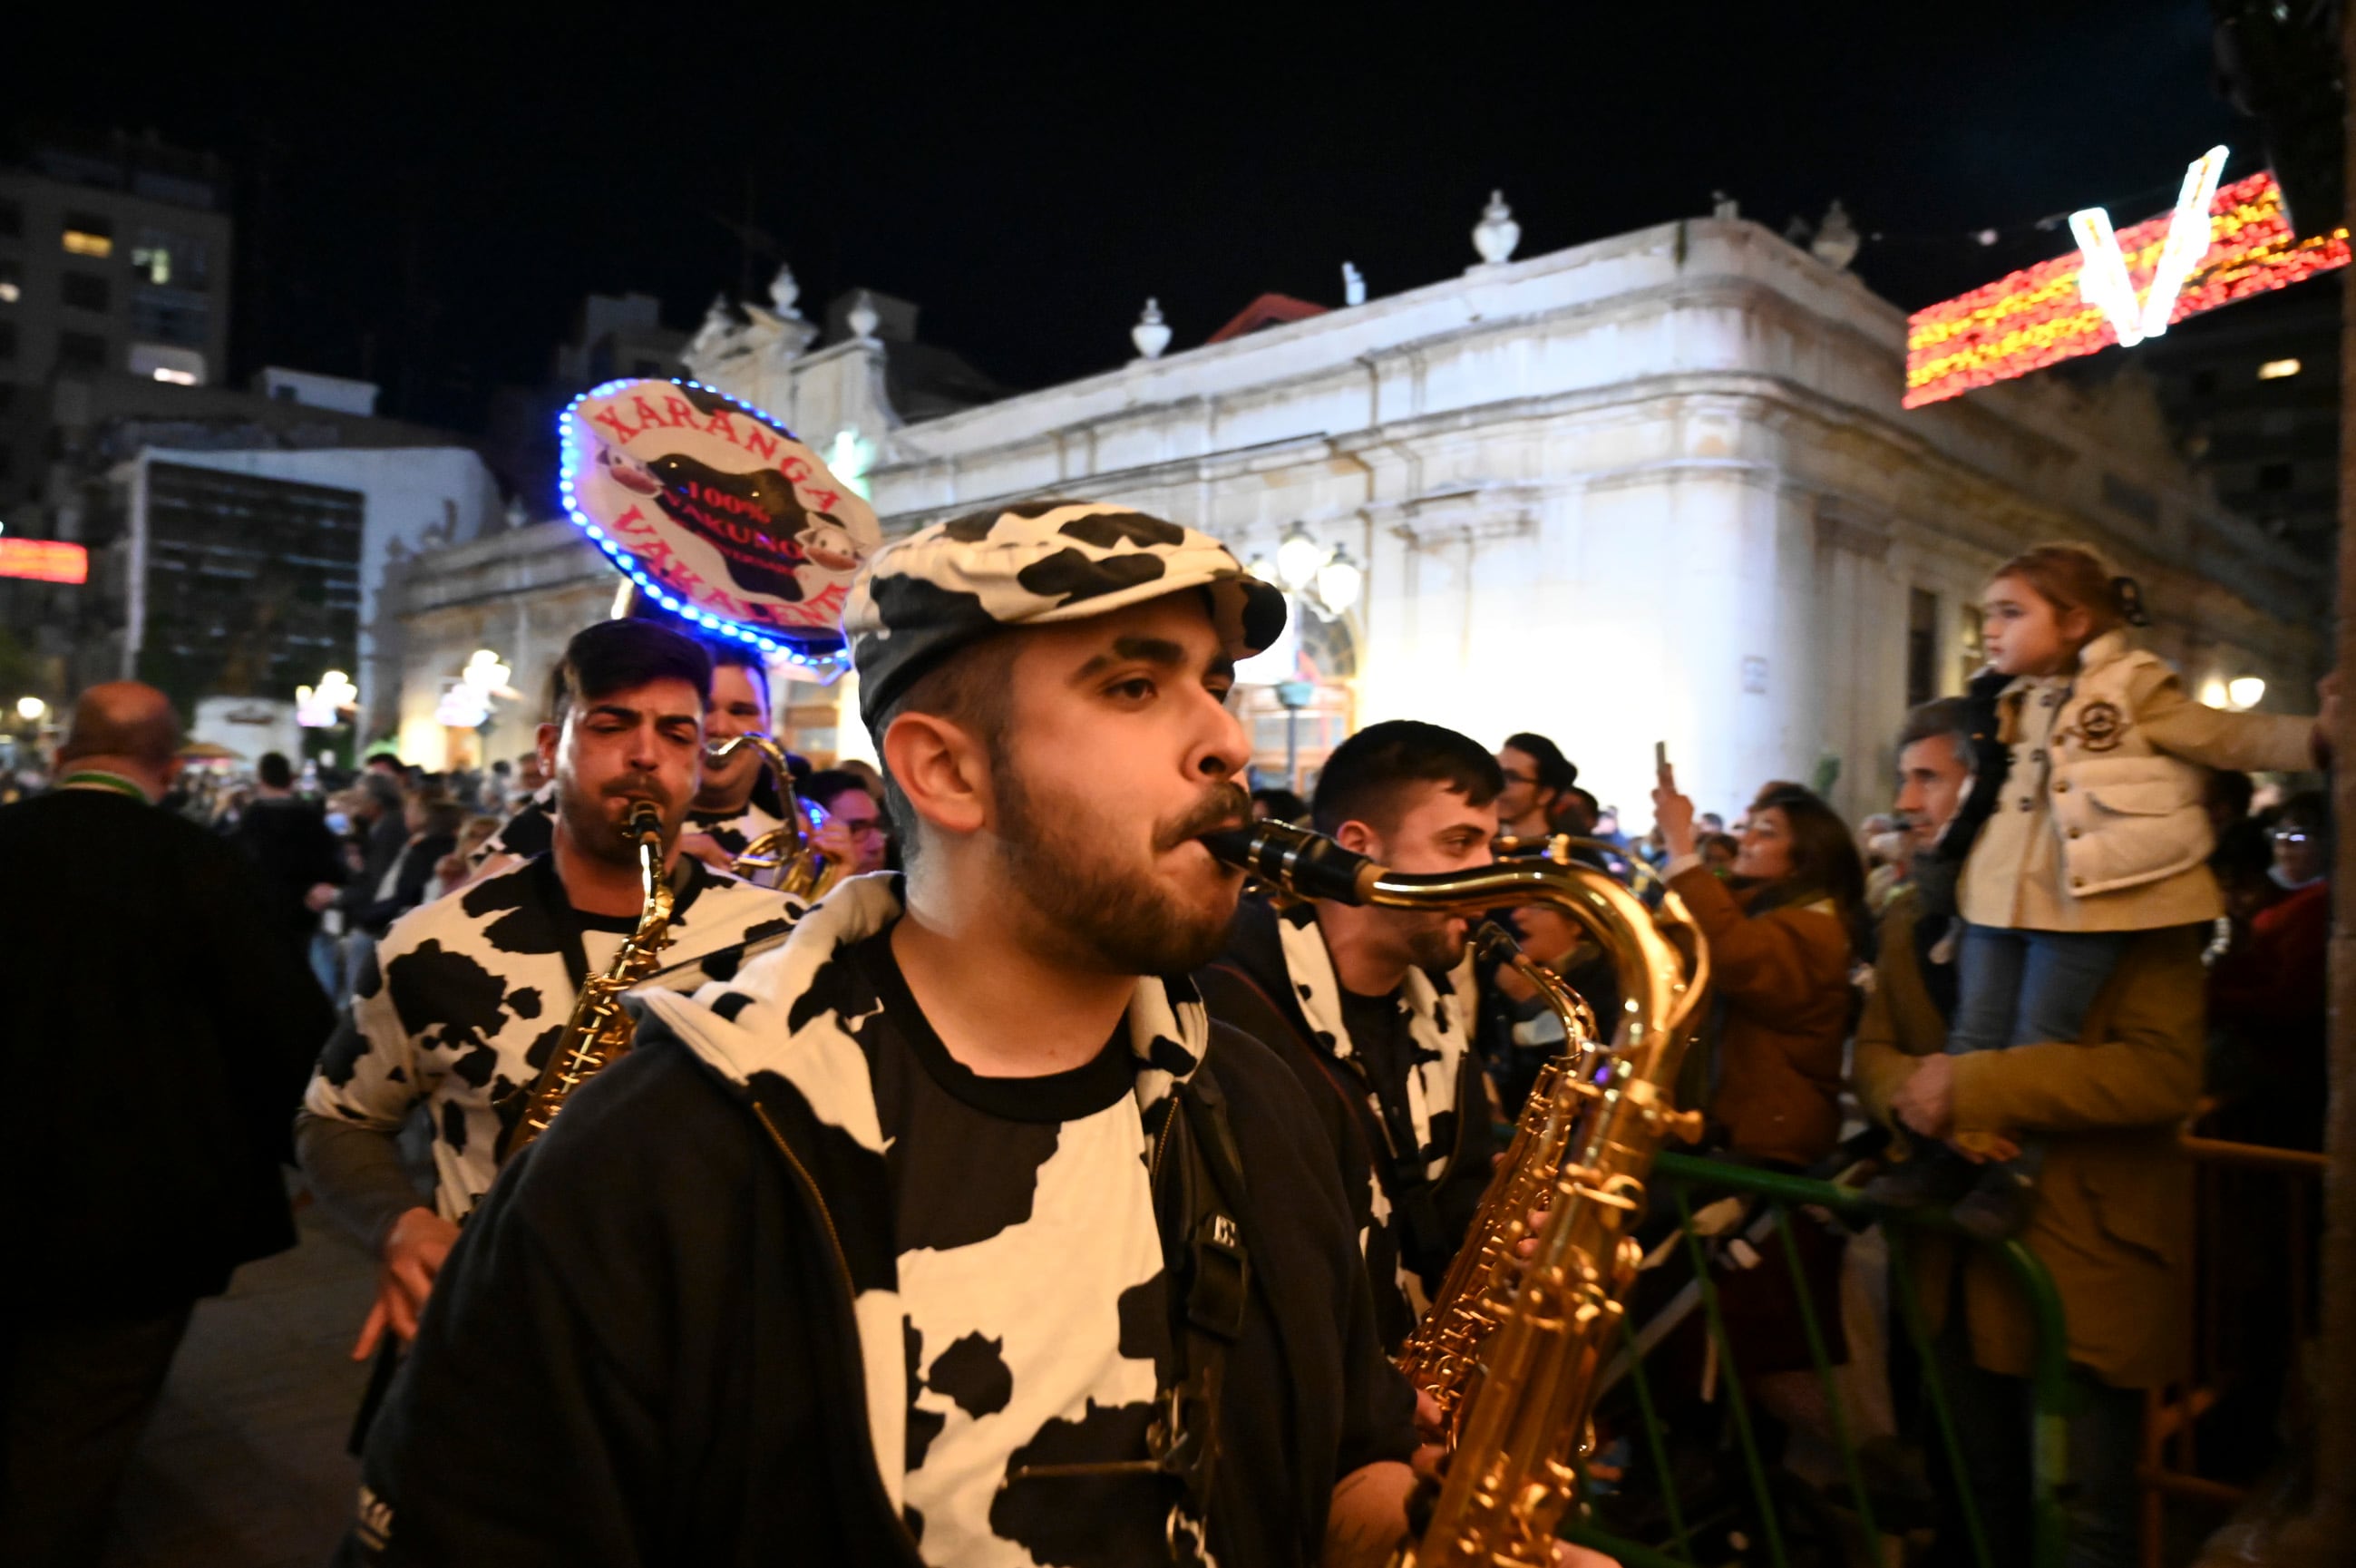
left=1654, top=741, right=1670, bottom=774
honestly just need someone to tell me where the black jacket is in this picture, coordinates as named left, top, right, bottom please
left=0, top=788, right=335, bottom=1316
left=229, top=793, right=346, bottom=950
left=1196, top=898, right=1496, bottom=1352
left=346, top=1021, right=1416, bottom=1566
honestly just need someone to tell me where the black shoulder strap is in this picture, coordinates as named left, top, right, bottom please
left=1152, top=1066, right=1251, bottom=1566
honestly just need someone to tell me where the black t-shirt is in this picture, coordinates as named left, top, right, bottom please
left=847, top=929, right=1181, bottom=1564
left=1337, top=985, right=1417, bottom=1138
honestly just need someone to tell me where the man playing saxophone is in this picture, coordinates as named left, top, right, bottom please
left=336, top=503, right=1436, bottom=1567
left=294, top=618, right=799, bottom=1360
left=1196, top=721, right=1503, bottom=1349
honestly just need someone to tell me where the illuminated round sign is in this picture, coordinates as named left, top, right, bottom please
left=557, top=378, right=882, bottom=661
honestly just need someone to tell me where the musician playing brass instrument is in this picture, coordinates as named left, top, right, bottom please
left=676, top=640, right=799, bottom=879
left=338, top=504, right=1450, bottom=1568
left=296, top=620, right=797, bottom=1362
left=1206, top=813, right=1708, bottom=1566
left=1197, top=721, right=1504, bottom=1349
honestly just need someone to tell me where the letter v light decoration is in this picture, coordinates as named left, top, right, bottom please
left=2068, top=145, right=2230, bottom=347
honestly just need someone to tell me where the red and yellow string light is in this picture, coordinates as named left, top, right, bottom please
left=1903, top=171, right=2350, bottom=409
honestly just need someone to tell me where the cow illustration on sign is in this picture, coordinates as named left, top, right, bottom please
left=561, top=378, right=882, bottom=648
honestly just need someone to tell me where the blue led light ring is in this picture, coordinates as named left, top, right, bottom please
left=554, top=378, right=849, bottom=668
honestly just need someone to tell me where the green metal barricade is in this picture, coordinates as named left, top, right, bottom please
left=1551, top=1152, right=2074, bottom=1568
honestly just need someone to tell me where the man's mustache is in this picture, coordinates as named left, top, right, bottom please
left=1157, top=782, right=1253, bottom=854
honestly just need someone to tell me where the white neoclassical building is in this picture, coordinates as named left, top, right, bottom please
left=389, top=206, right=2320, bottom=824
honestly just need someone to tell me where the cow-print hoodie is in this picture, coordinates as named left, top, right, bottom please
left=1196, top=896, right=1496, bottom=1351
left=303, top=850, right=798, bottom=1218
left=337, top=872, right=1415, bottom=1567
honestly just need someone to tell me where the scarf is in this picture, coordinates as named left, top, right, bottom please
left=632, top=872, right=1209, bottom=1514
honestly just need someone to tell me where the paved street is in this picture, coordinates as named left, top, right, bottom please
left=100, top=1199, right=377, bottom=1568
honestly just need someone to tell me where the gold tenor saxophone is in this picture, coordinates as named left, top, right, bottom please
left=494, top=800, right=677, bottom=1165
left=1395, top=922, right=1603, bottom=1430
left=1202, top=820, right=1712, bottom=1566
left=705, top=732, right=845, bottom=901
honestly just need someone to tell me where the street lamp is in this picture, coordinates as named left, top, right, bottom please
left=1242, top=522, right=1365, bottom=788
left=15, top=696, right=44, bottom=725
left=462, top=649, right=512, bottom=695
left=1275, top=523, right=1325, bottom=595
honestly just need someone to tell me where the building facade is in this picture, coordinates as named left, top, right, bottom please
left=0, top=134, right=234, bottom=513
left=24, top=371, right=498, bottom=748
left=392, top=211, right=2322, bottom=823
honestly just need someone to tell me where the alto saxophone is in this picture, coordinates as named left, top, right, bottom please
left=495, top=800, right=677, bottom=1166
left=705, top=732, right=845, bottom=901
left=1203, top=821, right=1712, bottom=1566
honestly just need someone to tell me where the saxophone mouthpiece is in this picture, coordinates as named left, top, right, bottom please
left=1200, top=820, right=1378, bottom=905
left=624, top=799, right=664, bottom=837
left=1474, top=920, right=1523, bottom=963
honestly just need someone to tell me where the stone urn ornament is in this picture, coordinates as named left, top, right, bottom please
left=1132, top=297, right=1173, bottom=360
left=847, top=290, right=881, bottom=342
left=1811, top=200, right=1861, bottom=270
left=1472, top=190, right=1521, bottom=267
left=768, top=264, right=803, bottom=319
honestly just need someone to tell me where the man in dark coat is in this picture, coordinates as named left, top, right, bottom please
left=229, top=749, right=346, bottom=972
left=0, top=683, right=335, bottom=1565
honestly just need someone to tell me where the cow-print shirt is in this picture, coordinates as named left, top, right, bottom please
left=303, top=852, right=799, bottom=1219
left=844, top=926, right=1183, bottom=1567
left=683, top=799, right=783, bottom=863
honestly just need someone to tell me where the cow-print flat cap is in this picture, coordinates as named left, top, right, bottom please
left=844, top=500, right=1289, bottom=725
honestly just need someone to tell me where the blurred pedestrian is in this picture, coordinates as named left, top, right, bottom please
left=0, top=684, right=332, bottom=1566
left=355, top=788, right=462, bottom=934
left=229, top=750, right=346, bottom=978
left=2207, top=791, right=2330, bottom=1149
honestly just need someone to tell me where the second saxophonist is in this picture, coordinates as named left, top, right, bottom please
left=295, top=619, right=800, bottom=1361
left=1197, top=721, right=1504, bottom=1349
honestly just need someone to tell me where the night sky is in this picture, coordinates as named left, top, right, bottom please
left=9, top=2, right=2245, bottom=439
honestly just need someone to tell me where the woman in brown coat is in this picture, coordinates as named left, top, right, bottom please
left=1654, top=777, right=1864, bottom=1167
left=1642, top=772, right=1866, bottom=1452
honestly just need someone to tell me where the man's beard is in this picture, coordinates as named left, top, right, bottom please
left=558, top=774, right=678, bottom=867
left=1403, top=915, right=1469, bottom=974
left=994, top=765, right=1250, bottom=977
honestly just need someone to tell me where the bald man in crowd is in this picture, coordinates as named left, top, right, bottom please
left=0, top=683, right=334, bottom=1566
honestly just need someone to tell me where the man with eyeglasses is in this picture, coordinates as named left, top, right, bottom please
left=1493, top=731, right=1576, bottom=842
left=801, top=767, right=892, bottom=874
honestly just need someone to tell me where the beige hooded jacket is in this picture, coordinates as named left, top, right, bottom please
left=1959, top=629, right=2315, bottom=932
